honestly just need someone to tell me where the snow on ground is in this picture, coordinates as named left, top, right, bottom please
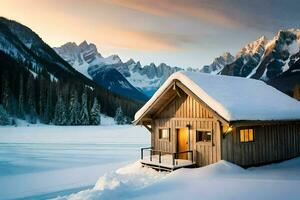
left=0, top=125, right=149, bottom=199
left=13, top=114, right=115, bottom=127
left=53, top=157, right=300, bottom=200
left=52, top=162, right=166, bottom=200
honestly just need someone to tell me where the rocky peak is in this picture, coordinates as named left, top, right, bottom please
left=107, top=54, right=122, bottom=64
left=237, top=36, right=268, bottom=58
left=79, top=40, right=88, bottom=49
left=201, top=52, right=234, bottom=74
left=126, top=58, right=136, bottom=66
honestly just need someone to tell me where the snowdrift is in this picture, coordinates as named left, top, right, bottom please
left=52, top=157, right=300, bottom=200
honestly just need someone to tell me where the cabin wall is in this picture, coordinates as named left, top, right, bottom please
left=151, top=93, right=222, bottom=167
left=222, top=124, right=300, bottom=167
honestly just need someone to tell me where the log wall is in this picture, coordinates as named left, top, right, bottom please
left=222, top=124, right=300, bottom=167
left=152, top=93, right=222, bottom=167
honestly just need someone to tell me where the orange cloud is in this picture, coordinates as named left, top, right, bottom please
left=104, top=0, right=241, bottom=28
left=93, top=26, right=183, bottom=51
left=0, top=0, right=187, bottom=52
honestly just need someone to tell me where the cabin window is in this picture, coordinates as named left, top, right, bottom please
left=159, top=128, right=170, bottom=140
left=196, top=130, right=212, bottom=142
left=240, top=129, right=254, bottom=143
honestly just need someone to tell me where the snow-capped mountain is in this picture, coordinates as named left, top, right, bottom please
left=88, top=65, right=148, bottom=101
left=54, top=41, right=148, bottom=101
left=200, top=52, right=234, bottom=74
left=0, top=17, right=97, bottom=82
left=0, top=17, right=144, bottom=120
left=220, top=29, right=300, bottom=94
left=220, top=36, right=268, bottom=77
left=54, top=42, right=183, bottom=96
left=53, top=41, right=122, bottom=79
left=55, top=29, right=300, bottom=98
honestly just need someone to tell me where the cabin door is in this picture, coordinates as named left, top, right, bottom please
left=177, top=128, right=189, bottom=159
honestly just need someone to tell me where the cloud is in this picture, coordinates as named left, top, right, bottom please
left=103, top=0, right=242, bottom=28
left=93, top=25, right=199, bottom=51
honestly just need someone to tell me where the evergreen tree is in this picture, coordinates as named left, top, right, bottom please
left=54, top=93, right=67, bottom=125
left=69, top=89, right=81, bottom=125
left=0, top=105, right=11, bottom=125
left=26, top=74, right=37, bottom=124
left=1, top=71, right=12, bottom=114
left=114, top=106, right=125, bottom=125
left=90, top=97, right=101, bottom=125
left=43, top=83, right=51, bottom=124
left=45, top=81, right=54, bottom=124
left=18, top=74, right=25, bottom=119
left=80, top=89, right=89, bottom=125
left=38, top=74, right=46, bottom=123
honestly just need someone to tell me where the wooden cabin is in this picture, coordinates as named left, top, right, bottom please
left=134, top=71, right=300, bottom=171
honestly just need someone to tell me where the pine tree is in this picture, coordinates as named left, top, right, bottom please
left=38, top=74, right=46, bottom=123
left=0, top=105, right=11, bottom=125
left=26, top=74, right=37, bottom=124
left=69, top=89, right=81, bottom=125
left=45, top=81, right=54, bottom=124
left=1, top=71, right=12, bottom=114
left=54, top=93, right=67, bottom=125
left=18, top=74, right=25, bottom=119
left=90, top=97, right=101, bottom=125
left=80, top=89, right=89, bottom=125
left=43, top=83, right=51, bottom=124
left=114, top=106, right=125, bottom=125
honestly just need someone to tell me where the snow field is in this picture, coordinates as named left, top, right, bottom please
left=0, top=125, right=149, bottom=199
left=54, top=157, right=300, bottom=200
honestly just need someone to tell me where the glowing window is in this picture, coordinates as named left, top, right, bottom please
left=240, top=129, right=254, bottom=143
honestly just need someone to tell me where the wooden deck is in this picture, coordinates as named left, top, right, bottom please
left=140, top=147, right=196, bottom=171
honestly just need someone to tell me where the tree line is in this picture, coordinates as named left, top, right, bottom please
left=0, top=53, right=140, bottom=125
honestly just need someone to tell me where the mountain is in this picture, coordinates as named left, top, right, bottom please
left=55, top=29, right=300, bottom=100
left=54, top=42, right=183, bottom=96
left=54, top=41, right=148, bottom=100
left=0, top=17, right=96, bottom=83
left=0, top=17, right=143, bottom=122
left=220, top=30, right=300, bottom=94
left=88, top=65, right=148, bottom=101
left=200, top=52, right=234, bottom=74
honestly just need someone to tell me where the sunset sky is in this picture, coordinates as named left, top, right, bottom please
left=0, top=0, right=299, bottom=68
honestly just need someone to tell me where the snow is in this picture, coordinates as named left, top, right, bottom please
left=29, top=69, right=38, bottom=78
left=0, top=125, right=149, bottom=199
left=127, top=71, right=161, bottom=92
left=287, top=40, right=300, bottom=55
left=73, top=60, right=93, bottom=79
left=135, top=71, right=300, bottom=122
left=246, top=51, right=266, bottom=78
left=141, top=154, right=194, bottom=169
left=282, top=58, right=291, bottom=72
left=52, top=157, right=300, bottom=200
left=52, top=161, right=166, bottom=200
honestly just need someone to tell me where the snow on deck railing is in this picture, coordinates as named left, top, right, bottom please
left=141, top=147, right=194, bottom=167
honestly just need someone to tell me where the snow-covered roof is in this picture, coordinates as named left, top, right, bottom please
left=134, top=71, right=300, bottom=122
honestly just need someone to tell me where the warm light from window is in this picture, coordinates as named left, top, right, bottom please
left=240, top=129, right=254, bottom=142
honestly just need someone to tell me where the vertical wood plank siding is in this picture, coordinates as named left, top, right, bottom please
left=152, top=93, right=222, bottom=167
left=222, top=124, right=300, bottom=167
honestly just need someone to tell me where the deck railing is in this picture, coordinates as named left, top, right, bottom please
left=141, top=147, right=193, bottom=166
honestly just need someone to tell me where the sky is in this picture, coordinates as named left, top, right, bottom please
left=0, top=0, right=299, bottom=68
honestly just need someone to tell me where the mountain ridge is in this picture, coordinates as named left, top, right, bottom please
left=0, top=17, right=144, bottom=121
left=55, top=29, right=300, bottom=99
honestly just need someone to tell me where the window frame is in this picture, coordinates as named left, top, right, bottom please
left=158, top=128, right=170, bottom=141
left=239, top=128, right=255, bottom=143
left=195, top=129, right=213, bottom=143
